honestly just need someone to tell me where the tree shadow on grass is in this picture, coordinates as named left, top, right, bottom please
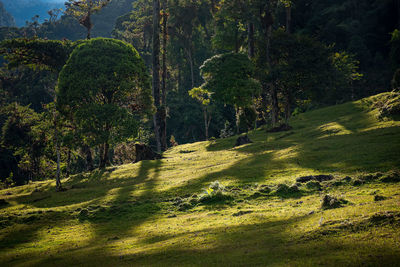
left=27, top=213, right=400, bottom=266
left=0, top=159, right=164, bottom=264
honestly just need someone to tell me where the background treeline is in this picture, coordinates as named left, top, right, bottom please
left=0, top=0, right=399, bottom=187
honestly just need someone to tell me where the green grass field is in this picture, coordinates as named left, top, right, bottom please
left=1, top=92, right=400, bottom=266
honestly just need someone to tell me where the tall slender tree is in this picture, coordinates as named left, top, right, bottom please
left=160, top=0, right=169, bottom=151
left=65, top=0, right=111, bottom=39
left=152, top=0, right=162, bottom=152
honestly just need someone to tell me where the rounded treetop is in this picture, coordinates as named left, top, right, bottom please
left=57, top=38, right=152, bottom=114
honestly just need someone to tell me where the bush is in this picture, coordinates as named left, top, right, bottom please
left=392, top=68, right=400, bottom=91
left=220, top=121, right=235, bottom=138
left=275, top=183, right=300, bottom=196
left=170, top=135, right=178, bottom=147
left=238, top=107, right=257, bottom=133
left=199, top=181, right=232, bottom=204
left=113, top=142, right=136, bottom=165
left=321, top=194, right=347, bottom=209
left=380, top=170, right=400, bottom=183
left=306, top=181, right=322, bottom=190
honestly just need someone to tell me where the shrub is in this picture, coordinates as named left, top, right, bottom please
left=321, top=194, right=347, bottom=209
left=113, top=142, right=136, bottom=165
left=199, top=181, right=232, bottom=203
left=170, top=135, right=178, bottom=147
left=306, top=181, right=322, bottom=190
left=380, top=170, right=400, bottom=183
left=276, top=183, right=300, bottom=196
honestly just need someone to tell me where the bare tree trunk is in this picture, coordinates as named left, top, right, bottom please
left=248, top=22, right=255, bottom=58
left=284, top=90, right=291, bottom=123
left=203, top=107, right=209, bottom=140
left=66, top=148, right=71, bottom=177
left=270, top=83, right=279, bottom=126
left=152, top=0, right=161, bottom=153
left=82, top=144, right=94, bottom=171
left=87, top=1, right=92, bottom=39
left=235, top=107, right=240, bottom=134
left=286, top=5, right=291, bottom=34
left=266, top=25, right=272, bottom=65
left=160, top=0, right=168, bottom=151
left=99, top=142, right=109, bottom=168
left=53, top=111, right=62, bottom=191
left=235, top=19, right=239, bottom=53
left=187, top=46, right=195, bottom=88
left=56, top=144, right=62, bottom=188
left=261, top=3, right=278, bottom=126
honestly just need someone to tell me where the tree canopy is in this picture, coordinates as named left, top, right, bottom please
left=57, top=38, right=153, bottom=167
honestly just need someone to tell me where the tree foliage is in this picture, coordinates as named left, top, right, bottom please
left=57, top=38, right=153, bottom=167
left=200, top=52, right=260, bottom=108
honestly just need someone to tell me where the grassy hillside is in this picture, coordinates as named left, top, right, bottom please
left=1, top=93, right=400, bottom=266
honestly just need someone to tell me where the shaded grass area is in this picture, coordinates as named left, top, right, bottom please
left=0, top=93, right=400, bottom=266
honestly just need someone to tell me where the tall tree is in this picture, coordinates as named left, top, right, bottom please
left=57, top=38, right=153, bottom=168
left=65, top=0, right=111, bottom=39
left=160, top=0, right=169, bottom=151
left=199, top=52, right=260, bottom=133
left=152, top=0, right=162, bottom=152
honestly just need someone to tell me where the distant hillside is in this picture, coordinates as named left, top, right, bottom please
left=2, top=0, right=63, bottom=26
left=2, top=0, right=135, bottom=39
left=0, top=1, right=15, bottom=27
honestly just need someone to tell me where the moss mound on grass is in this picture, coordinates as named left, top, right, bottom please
left=321, top=194, right=348, bottom=210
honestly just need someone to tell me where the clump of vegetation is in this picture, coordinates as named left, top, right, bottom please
left=379, top=170, right=400, bottom=183
left=371, top=92, right=400, bottom=120
left=275, top=183, right=301, bottom=197
left=368, top=211, right=400, bottom=226
left=352, top=179, right=364, bottom=186
left=257, top=185, right=271, bottom=194
left=170, top=135, right=178, bottom=147
left=306, top=181, right=322, bottom=191
left=199, top=181, right=232, bottom=204
left=321, top=194, right=347, bottom=210
left=374, top=195, right=386, bottom=201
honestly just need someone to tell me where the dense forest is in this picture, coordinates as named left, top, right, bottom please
left=0, top=0, right=399, bottom=187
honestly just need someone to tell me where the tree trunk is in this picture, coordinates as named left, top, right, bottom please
left=270, top=83, right=279, bottom=126
left=87, top=2, right=92, bottom=39
left=284, top=90, right=291, bottom=123
left=235, top=19, right=239, bottom=53
left=285, top=5, right=291, bottom=34
left=160, top=0, right=168, bottom=151
left=152, top=0, right=161, bottom=153
left=53, top=111, right=62, bottom=191
left=187, top=46, right=195, bottom=88
left=66, top=148, right=71, bottom=177
left=266, top=25, right=272, bottom=65
left=261, top=4, right=278, bottom=126
left=248, top=22, right=255, bottom=58
left=235, top=107, right=240, bottom=134
left=82, top=144, right=94, bottom=171
left=203, top=107, right=209, bottom=140
left=56, top=144, right=62, bottom=190
left=100, top=142, right=109, bottom=168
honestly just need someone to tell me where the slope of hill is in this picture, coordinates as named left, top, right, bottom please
left=2, top=0, right=63, bottom=26
left=0, top=92, right=399, bottom=266
left=0, top=1, right=15, bottom=27
left=2, top=0, right=135, bottom=38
